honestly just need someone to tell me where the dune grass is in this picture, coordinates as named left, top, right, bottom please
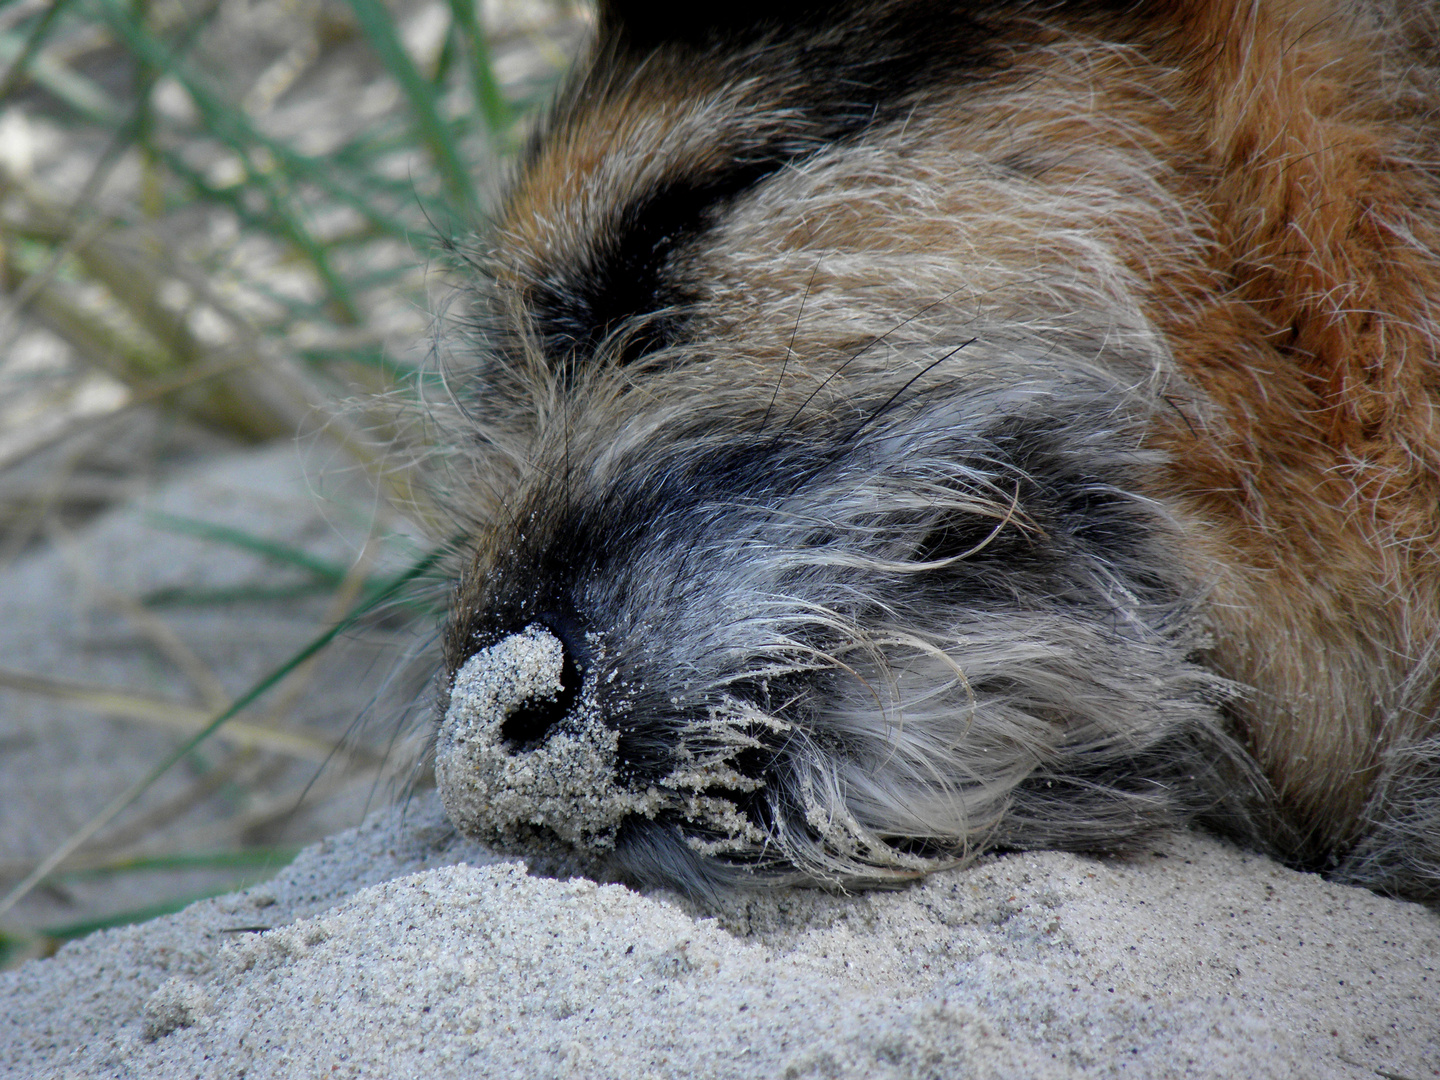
left=0, top=0, right=575, bottom=963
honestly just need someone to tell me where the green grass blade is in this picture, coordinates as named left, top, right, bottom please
left=143, top=510, right=352, bottom=583
left=0, top=0, right=120, bottom=119
left=0, top=0, right=72, bottom=98
left=141, top=582, right=341, bottom=608
left=444, top=0, right=510, bottom=137
left=342, top=0, right=478, bottom=219
left=56, top=847, right=304, bottom=879
left=153, top=118, right=423, bottom=249
left=92, top=0, right=362, bottom=320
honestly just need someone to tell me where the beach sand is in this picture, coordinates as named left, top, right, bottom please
left=4, top=790, right=1437, bottom=1080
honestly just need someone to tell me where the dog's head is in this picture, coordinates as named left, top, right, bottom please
left=431, top=0, right=1262, bottom=894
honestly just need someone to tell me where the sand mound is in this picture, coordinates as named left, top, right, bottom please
left=3, top=792, right=1436, bottom=1079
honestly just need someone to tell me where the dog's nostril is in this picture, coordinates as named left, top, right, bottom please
left=499, top=633, right=583, bottom=751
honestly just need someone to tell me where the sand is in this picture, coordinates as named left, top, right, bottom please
left=0, top=441, right=423, bottom=944
left=3, top=789, right=1437, bottom=1080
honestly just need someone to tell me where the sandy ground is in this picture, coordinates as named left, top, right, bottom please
left=2, top=792, right=1437, bottom=1079
left=0, top=439, right=424, bottom=947
left=1, top=446, right=1438, bottom=1080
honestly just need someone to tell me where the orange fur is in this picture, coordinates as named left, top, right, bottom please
left=1133, top=1, right=1440, bottom=848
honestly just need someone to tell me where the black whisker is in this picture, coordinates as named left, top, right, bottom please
left=779, top=289, right=966, bottom=437
left=843, top=338, right=977, bottom=445
left=762, top=262, right=821, bottom=433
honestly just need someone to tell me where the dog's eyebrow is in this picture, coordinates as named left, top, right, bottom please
left=524, top=156, right=791, bottom=371
left=520, top=10, right=1025, bottom=373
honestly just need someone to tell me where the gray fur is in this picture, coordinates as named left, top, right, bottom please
left=432, top=324, right=1265, bottom=894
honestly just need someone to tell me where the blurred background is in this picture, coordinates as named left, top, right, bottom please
left=0, top=0, right=580, bottom=967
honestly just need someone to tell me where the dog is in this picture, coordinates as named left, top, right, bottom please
left=427, top=0, right=1440, bottom=901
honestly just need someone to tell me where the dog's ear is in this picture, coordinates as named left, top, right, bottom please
left=597, top=0, right=840, bottom=49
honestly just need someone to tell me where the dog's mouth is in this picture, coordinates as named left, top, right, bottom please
left=434, top=624, right=787, bottom=861
left=434, top=621, right=965, bottom=895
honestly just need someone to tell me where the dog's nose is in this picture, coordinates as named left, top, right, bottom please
left=437, top=621, right=637, bottom=851
left=446, top=625, right=579, bottom=753
left=493, top=626, right=583, bottom=751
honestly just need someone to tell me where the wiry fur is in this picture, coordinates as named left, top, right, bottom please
left=427, top=0, right=1440, bottom=901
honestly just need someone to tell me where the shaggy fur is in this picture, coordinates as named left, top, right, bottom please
left=428, top=0, right=1440, bottom=901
